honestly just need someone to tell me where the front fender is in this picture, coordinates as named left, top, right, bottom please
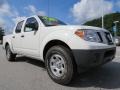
left=39, top=30, right=72, bottom=60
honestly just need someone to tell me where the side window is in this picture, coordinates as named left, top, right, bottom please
left=24, top=17, right=39, bottom=32
left=15, top=21, right=24, bottom=33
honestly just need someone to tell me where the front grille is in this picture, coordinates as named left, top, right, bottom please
left=96, top=31, right=114, bottom=45
left=96, top=32, right=103, bottom=43
left=104, top=32, right=114, bottom=45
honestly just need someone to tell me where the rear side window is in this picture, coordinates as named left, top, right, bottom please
left=15, top=21, right=24, bottom=33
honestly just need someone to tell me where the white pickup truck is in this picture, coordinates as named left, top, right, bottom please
left=3, top=15, right=116, bottom=85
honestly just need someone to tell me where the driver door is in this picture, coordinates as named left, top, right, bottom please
left=21, top=17, right=40, bottom=57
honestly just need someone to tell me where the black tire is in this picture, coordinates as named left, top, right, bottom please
left=5, top=45, right=16, bottom=61
left=45, top=45, right=76, bottom=85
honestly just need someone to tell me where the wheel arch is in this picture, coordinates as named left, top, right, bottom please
left=4, top=41, right=14, bottom=53
left=43, top=40, right=71, bottom=60
left=5, top=42, right=9, bottom=49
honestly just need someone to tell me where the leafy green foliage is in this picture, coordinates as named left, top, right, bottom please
left=0, top=27, right=5, bottom=40
left=84, top=12, right=120, bottom=36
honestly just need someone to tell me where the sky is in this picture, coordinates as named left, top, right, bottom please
left=0, top=0, right=120, bottom=34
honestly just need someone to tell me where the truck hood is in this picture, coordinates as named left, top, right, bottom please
left=47, top=25, right=107, bottom=32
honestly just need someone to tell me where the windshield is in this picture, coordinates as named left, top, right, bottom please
left=39, top=16, right=66, bottom=26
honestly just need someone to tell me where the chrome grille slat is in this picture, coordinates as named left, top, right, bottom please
left=95, top=31, right=114, bottom=45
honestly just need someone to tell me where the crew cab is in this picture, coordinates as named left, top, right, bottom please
left=3, top=15, right=116, bottom=85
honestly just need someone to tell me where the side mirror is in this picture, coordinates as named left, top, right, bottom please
left=34, top=28, right=38, bottom=31
left=29, top=23, right=38, bottom=31
left=34, top=24, right=38, bottom=31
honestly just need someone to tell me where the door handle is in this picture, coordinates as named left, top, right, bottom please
left=12, top=36, right=15, bottom=38
left=21, top=35, right=24, bottom=38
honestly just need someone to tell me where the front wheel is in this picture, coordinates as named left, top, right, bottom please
left=5, top=45, right=16, bottom=61
left=45, top=46, right=76, bottom=85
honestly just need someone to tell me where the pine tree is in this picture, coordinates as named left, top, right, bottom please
left=0, top=27, right=5, bottom=40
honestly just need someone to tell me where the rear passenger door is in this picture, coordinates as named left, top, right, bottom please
left=21, top=17, right=40, bottom=57
left=12, top=21, right=24, bottom=53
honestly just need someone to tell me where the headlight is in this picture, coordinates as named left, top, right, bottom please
left=75, top=29, right=102, bottom=43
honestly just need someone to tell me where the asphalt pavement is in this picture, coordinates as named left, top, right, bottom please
left=0, top=45, right=120, bottom=90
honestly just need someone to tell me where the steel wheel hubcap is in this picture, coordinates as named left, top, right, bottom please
left=49, top=54, right=66, bottom=77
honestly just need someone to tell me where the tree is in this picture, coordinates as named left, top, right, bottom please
left=0, top=27, right=5, bottom=40
left=84, top=12, right=120, bottom=36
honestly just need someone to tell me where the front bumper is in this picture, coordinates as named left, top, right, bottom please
left=72, top=47, right=116, bottom=73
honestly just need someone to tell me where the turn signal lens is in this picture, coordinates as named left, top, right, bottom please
left=75, top=30, right=84, bottom=38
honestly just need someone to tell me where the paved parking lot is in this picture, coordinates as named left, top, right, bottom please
left=0, top=45, right=120, bottom=90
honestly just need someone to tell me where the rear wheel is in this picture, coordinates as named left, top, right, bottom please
left=45, top=45, right=76, bottom=85
left=5, top=45, right=16, bottom=61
